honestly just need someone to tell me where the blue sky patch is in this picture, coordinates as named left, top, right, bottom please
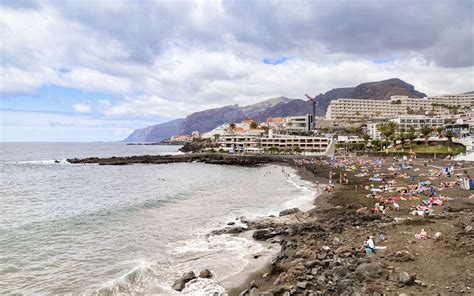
left=370, top=57, right=394, bottom=64
left=263, top=56, right=293, bottom=65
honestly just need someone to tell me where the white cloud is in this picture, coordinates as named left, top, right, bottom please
left=72, top=103, right=91, bottom=113
left=1, top=0, right=473, bottom=121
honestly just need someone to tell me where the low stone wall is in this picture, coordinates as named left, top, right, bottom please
left=355, top=151, right=457, bottom=159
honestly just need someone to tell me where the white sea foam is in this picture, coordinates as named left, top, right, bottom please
left=283, top=171, right=319, bottom=211
left=8, top=159, right=71, bottom=165
left=181, top=278, right=227, bottom=295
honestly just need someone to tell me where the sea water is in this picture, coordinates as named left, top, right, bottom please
left=0, top=143, right=317, bottom=294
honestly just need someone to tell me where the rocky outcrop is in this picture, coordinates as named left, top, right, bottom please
left=279, top=208, right=301, bottom=217
left=172, top=271, right=196, bottom=291
left=198, top=269, right=212, bottom=279
left=67, top=153, right=281, bottom=166
left=122, top=118, right=184, bottom=143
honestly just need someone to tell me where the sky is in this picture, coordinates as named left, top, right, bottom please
left=1, top=0, right=473, bottom=142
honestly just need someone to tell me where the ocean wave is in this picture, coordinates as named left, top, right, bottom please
left=283, top=170, right=319, bottom=211
left=181, top=278, right=227, bottom=295
left=96, top=260, right=155, bottom=295
left=95, top=232, right=256, bottom=295
left=6, top=159, right=71, bottom=165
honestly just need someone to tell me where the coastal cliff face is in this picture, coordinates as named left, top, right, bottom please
left=123, top=78, right=427, bottom=142
left=123, top=118, right=184, bottom=142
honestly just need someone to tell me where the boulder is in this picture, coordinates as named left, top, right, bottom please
left=249, top=287, right=259, bottom=296
left=304, top=260, right=321, bottom=268
left=337, top=278, right=354, bottom=294
left=279, top=208, right=301, bottom=217
left=317, top=252, right=327, bottom=260
left=316, top=275, right=327, bottom=286
left=172, top=271, right=196, bottom=291
left=398, top=272, right=414, bottom=285
left=355, top=263, right=383, bottom=280
left=253, top=229, right=277, bottom=240
left=198, top=269, right=212, bottom=278
left=296, top=281, right=309, bottom=289
left=332, top=266, right=350, bottom=280
left=211, top=226, right=247, bottom=235
left=335, top=246, right=353, bottom=254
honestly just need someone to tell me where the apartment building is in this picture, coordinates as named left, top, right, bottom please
left=367, top=115, right=446, bottom=140
left=326, top=95, right=473, bottom=121
left=286, top=114, right=314, bottom=132
left=218, top=135, right=262, bottom=152
left=260, top=135, right=329, bottom=151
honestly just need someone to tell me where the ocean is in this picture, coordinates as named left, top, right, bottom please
left=0, top=143, right=317, bottom=294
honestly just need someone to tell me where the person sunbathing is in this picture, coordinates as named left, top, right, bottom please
left=420, top=229, right=428, bottom=238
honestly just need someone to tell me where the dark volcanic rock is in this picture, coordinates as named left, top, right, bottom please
left=211, top=226, right=247, bottom=235
left=355, top=263, right=384, bottom=280
left=198, top=269, right=212, bottom=278
left=172, top=271, right=196, bottom=291
left=252, top=229, right=279, bottom=240
left=279, top=208, right=301, bottom=217
left=67, top=153, right=276, bottom=166
left=332, top=266, right=350, bottom=280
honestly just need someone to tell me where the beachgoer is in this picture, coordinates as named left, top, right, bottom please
left=365, top=236, right=375, bottom=253
left=393, top=202, right=400, bottom=211
left=423, top=208, right=431, bottom=218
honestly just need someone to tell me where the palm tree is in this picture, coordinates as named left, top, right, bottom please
left=377, top=121, right=398, bottom=152
left=229, top=123, right=236, bottom=133
left=388, top=121, right=399, bottom=151
left=398, top=129, right=406, bottom=152
left=444, top=130, right=456, bottom=152
left=362, top=133, right=371, bottom=152
left=377, top=123, right=391, bottom=152
left=407, top=127, right=417, bottom=152
left=436, top=126, right=445, bottom=138
left=249, top=121, right=258, bottom=129
left=420, top=124, right=432, bottom=147
left=371, top=139, right=382, bottom=151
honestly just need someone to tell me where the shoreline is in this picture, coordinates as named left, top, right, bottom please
left=223, top=154, right=474, bottom=295
left=222, top=162, right=330, bottom=295
left=67, top=152, right=474, bottom=294
left=220, top=163, right=326, bottom=293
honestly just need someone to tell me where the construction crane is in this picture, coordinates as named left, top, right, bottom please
left=305, top=93, right=321, bottom=130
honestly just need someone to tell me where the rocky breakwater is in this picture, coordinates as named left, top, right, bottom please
left=67, top=153, right=282, bottom=166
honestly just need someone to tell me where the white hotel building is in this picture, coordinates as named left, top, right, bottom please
left=326, top=95, right=473, bottom=122
left=260, top=134, right=330, bottom=152
left=218, top=128, right=331, bottom=152
left=367, top=115, right=446, bottom=140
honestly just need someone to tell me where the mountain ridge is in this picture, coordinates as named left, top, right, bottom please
left=123, top=78, right=427, bottom=142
